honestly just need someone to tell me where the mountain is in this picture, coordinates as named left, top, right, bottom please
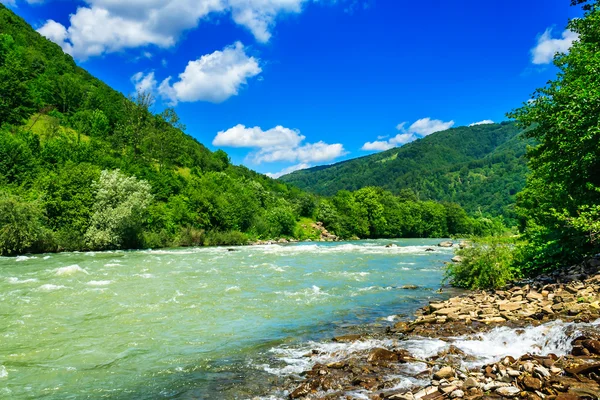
left=280, top=122, right=530, bottom=220
left=0, top=4, right=505, bottom=256
left=0, top=4, right=316, bottom=253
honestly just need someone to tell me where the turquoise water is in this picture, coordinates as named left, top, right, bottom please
left=0, top=239, right=456, bottom=399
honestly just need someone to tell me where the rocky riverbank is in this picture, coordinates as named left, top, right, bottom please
left=284, top=255, right=600, bottom=400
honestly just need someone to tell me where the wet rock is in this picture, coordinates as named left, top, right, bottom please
left=438, top=241, right=453, bottom=248
left=433, top=366, right=455, bottom=380
left=367, top=348, right=398, bottom=364
left=401, top=285, right=419, bottom=290
left=333, top=334, right=363, bottom=343
left=582, top=339, right=600, bottom=355
left=523, top=376, right=543, bottom=391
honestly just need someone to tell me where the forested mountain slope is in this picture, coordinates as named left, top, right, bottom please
left=280, top=122, right=530, bottom=219
left=0, top=4, right=495, bottom=255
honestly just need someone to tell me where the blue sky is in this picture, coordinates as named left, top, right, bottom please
left=4, top=0, right=581, bottom=177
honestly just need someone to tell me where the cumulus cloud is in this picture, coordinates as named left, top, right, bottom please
left=36, top=0, right=309, bottom=59
left=158, top=42, right=261, bottom=104
left=532, top=28, right=578, bottom=65
left=131, top=71, right=157, bottom=94
left=469, top=119, right=494, bottom=127
left=266, top=163, right=311, bottom=179
left=406, top=117, right=454, bottom=136
left=213, top=124, right=346, bottom=164
left=362, top=118, right=454, bottom=152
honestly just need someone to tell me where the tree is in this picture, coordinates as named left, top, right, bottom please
left=508, top=0, right=600, bottom=272
left=0, top=194, right=47, bottom=255
left=85, top=170, right=153, bottom=250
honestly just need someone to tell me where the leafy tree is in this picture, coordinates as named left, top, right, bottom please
left=85, top=170, right=153, bottom=250
left=508, top=0, right=600, bottom=273
left=0, top=194, right=48, bottom=255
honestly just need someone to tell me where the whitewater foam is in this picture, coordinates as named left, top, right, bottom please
left=261, top=319, right=600, bottom=380
left=7, top=277, right=38, bottom=284
left=55, top=265, right=88, bottom=276
left=87, top=280, right=112, bottom=286
left=37, top=284, right=66, bottom=291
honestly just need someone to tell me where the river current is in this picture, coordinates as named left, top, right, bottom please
left=0, top=239, right=461, bottom=399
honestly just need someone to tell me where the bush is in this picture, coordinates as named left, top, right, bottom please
left=205, top=230, right=247, bottom=246
left=0, top=194, right=51, bottom=255
left=84, top=170, right=153, bottom=250
left=176, top=226, right=206, bottom=247
left=444, top=237, right=521, bottom=289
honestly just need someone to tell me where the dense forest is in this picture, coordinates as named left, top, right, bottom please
left=280, top=122, right=530, bottom=221
left=0, top=4, right=502, bottom=256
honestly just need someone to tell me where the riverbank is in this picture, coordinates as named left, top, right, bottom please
left=283, top=255, right=600, bottom=399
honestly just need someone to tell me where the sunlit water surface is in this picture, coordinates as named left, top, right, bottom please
left=0, top=239, right=458, bottom=399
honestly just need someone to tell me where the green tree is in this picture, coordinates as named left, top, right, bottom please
left=0, top=194, right=48, bottom=256
left=508, top=0, right=600, bottom=273
left=85, top=169, right=153, bottom=250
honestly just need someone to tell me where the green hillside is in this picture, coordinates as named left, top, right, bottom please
left=280, top=122, right=530, bottom=220
left=0, top=4, right=492, bottom=255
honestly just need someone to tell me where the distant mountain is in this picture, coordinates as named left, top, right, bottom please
left=280, top=122, right=530, bottom=220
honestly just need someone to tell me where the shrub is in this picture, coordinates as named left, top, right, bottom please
left=205, top=230, right=247, bottom=246
left=445, top=237, right=521, bottom=289
left=0, top=194, right=50, bottom=255
left=176, top=226, right=206, bottom=247
left=84, top=169, right=153, bottom=250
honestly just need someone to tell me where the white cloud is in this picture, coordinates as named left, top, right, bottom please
left=158, top=42, right=261, bottom=104
left=361, top=141, right=394, bottom=151
left=131, top=71, right=157, bottom=94
left=254, top=141, right=346, bottom=164
left=213, top=124, right=304, bottom=149
left=266, top=163, right=310, bottom=178
left=404, top=117, right=454, bottom=136
left=36, top=0, right=310, bottom=59
left=469, top=119, right=494, bottom=127
left=213, top=124, right=346, bottom=164
left=531, top=28, right=578, bottom=65
left=362, top=117, right=453, bottom=152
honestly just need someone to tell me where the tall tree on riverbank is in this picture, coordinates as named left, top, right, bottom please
left=509, top=0, right=600, bottom=273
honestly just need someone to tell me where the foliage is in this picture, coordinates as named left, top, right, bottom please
left=0, top=194, right=50, bottom=255
left=445, top=237, right=521, bottom=289
left=507, top=0, right=600, bottom=273
left=280, top=122, right=530, bottom=223
left=84, top=170, right=153, bottom=250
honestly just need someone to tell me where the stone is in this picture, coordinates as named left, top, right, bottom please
left=434, top=307, right=462, bottom=316
left=582, top=339, right=600, bottom=355
left=450, top=389, right=464, bottom=398
left=333, top=334, right=363, bottom=343
left=433, top=366, right=455, bottom=380
left=523, top=376, right=543, bottom=391
left=499, top=302, right=522, bottom=312
left=367, top=348, right=398, bottom=364
left=402, top=285, right=419, bottom=290
left=464, top=377, right=479, bottom=389
left=534, top=366, right=550, bottom=378
left=438, top=241, right=453, bottom=248
left=496, top=386, right=521, bottom=397
left=451, top=256, right=463, bottom=263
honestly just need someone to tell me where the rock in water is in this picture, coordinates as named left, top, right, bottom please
left=433, top=366, right=455, bottom=380
left=438, top=241, right=453, bottom=247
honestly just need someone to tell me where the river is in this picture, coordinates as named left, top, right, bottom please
left=0, top=239, right=458, bottom=399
